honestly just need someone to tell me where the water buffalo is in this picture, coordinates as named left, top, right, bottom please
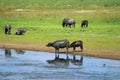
left=4, top=24, right=12, bottom=34
left=46, top=39, right=69, bottom=58
left=70, top=40, right=83, bottom=52
left=14, top=28, right=26, bottom=35
left=62, top=18, right=75, bottom=28
left=81, top=20, right=88, bottom=28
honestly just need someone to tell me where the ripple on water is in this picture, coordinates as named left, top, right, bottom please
left=0, top=49, right=120, bottom=80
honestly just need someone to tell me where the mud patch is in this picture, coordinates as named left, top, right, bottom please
left=0, top=43, right=120, bottom=60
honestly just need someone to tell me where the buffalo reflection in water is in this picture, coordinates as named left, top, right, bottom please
left=47, top=54, right=69, bottom=68
left=70, top=55, right=83, bottom=66
left=5, top=49, right=11, bottom=58
left=4, top=49, right=25, bottom=58
left=15, top=49, right=25, bottom=54
left=47, top=53, right=83, bottom=67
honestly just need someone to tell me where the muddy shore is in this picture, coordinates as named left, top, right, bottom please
left=0, top=43, right=120, bottom=60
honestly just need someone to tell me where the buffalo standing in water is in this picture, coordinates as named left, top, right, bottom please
left=62, top=18, right=76, bottom=28
left=14, top=28, right=26, bottom=35
left=70, top=40, right=83, bottom=52
left=81, top=20, right=88, bottom=28
left=4, top=24, right=12, bottom=34
left=46, top=39, right=69, bottom=58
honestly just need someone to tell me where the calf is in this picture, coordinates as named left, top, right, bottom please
left=81, top=20, right=88, bottom=28
left=70, top=40, right=83, bottom=52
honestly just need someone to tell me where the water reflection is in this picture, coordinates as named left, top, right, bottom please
left=0, top=49, right=120, bottom=80
left=47, top=53, right=83, bottom=68
left=5, top=49, right=11, bottom=58
left=15, top=49, right=25, bottom=54
left=71, top=55, right=83, bottom=66
left=4, top=49, right=25, bottom=58
left=47, top=54, right=69, bottom=68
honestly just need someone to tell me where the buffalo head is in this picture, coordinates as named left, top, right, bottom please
left=46, top=42, right=53, bottom=47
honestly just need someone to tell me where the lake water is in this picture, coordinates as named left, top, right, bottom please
left=0, top=49, right=120, bottom=80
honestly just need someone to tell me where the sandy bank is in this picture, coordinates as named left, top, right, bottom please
left=0, top=43, right=120, bottom=60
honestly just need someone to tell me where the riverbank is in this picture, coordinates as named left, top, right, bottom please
left=0, top=43, right=120, bottom=60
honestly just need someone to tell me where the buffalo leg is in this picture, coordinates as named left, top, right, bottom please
left=73, top=47, right=76, bottom=51
left=73, top=24, right=75, bottom=28
left=55, top=49, right=58, bottom=58
left=55, top=49, right=59, bottom=58
left=8, top=30, right=11, bottom=34
left=69, top=24, right=71, bottom=28
left=86, top=24, right=88, bottom=27
left=55, top=49, right=60, bottom=58
left=5, top=29, right=8, bottom=34
left=80, top=56, right=83, bottom=64
left=66, top=47, right=69, bottom=59
left=80, top=46, right=83, bottom=52
left=65, top=24, right=67, bottom=27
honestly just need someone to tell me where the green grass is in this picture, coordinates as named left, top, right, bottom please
left=0, top=0, right=120, bottom=10
left=0, top=0, right=120, bottom=51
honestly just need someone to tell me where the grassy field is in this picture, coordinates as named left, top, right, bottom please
left=0, top=0, right=120, bottom=51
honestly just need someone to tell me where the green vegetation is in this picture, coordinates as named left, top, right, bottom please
left=0, top=0, right=120, bottom=50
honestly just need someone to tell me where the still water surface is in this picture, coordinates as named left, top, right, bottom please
left=0, top=49, right=120, bottom=80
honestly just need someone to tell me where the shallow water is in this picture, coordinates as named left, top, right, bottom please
left=0, top=49, right=120, bottom=80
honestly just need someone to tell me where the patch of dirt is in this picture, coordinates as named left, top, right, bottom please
left=74, top=10, right=96, bottom=13
left=0, top=43, right=120, bottom=60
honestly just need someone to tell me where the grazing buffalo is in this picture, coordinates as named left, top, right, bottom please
left=81, top=20, right=88, bottom=28
left=46, top=39, right=69, bottom=58
left=14, top=28, right=26, bottom=35
left=4, top=24, right=12, bottom=34
left=70, top=40, right=83, bottom=52
left=62, top=18, right=76, bottom=28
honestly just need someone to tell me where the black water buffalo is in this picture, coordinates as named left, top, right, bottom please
left=62, top=18, right=75, bottom=28
left=14, top=28, right=26, bottom=35
left=70, top=40, right=83, bottom=52
left=4, top=24, right=12, bottom=34
left=46, top=39, right=69, bottom=57
left=81, top=20, right=88, bottom=28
